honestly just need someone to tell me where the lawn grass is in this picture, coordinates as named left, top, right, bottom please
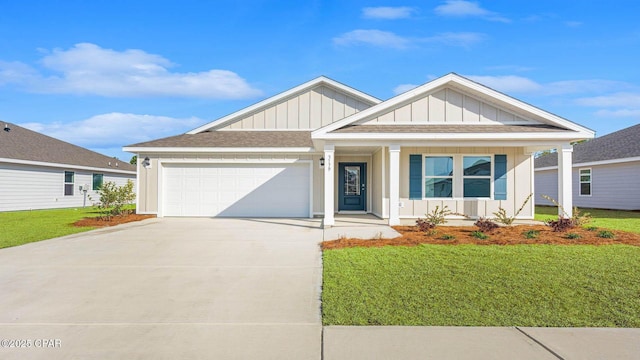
left=535, top=206, right=640, bottom=234
left=0, top=207, right=100, bottom=248
left=323, top=245, right=640, bottom=327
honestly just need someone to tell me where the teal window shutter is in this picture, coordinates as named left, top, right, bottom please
left=409, top=155, right=422, bottom=200
left=494, top=154, right=507, bottom=200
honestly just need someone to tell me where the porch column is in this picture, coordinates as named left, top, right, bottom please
left=324, top=144, right=335, bottom=227
left=389, top=144, right=401, bottom=225
left=557, top=143, right=573, bottom=217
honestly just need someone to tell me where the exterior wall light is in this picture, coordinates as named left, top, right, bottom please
left=319, top=157, right=325, bottom=168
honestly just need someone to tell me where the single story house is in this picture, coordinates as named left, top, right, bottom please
left=0, top=122, right=136, bottom=212
left=124, top=73, right=594, bottom=225
left=535, top=123, right=640, bottom=210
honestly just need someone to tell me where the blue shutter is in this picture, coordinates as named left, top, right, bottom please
left=494, top=154, right=507, bottom=200
left=409, top=155, right=422, bottom=200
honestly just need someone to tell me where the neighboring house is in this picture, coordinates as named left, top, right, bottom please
left=124, top=73, right=593, bottom=225
left=535, top=123, right=640, bottom=210
left=0, top=122, right=136, bottom=212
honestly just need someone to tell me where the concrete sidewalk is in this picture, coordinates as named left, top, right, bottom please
left=323, top=326, right=640, bottom=360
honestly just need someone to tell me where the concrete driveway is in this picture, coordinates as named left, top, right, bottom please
left=0, top=218, right=323, bottom=359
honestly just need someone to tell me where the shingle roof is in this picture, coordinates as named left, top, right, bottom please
left=0, top=122, right=135, bottom=172
left=126, top=131, right=313, bottom=148
left=535, top=123, right=640, bottom=168
left=331, top=124, right=569, bottom=133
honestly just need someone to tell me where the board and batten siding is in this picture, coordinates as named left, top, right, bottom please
left=0, top=163, right=135, bottom=212
left=396, top=147, right=534, bottom=219
left=222, top=85, right=371, bottom=130
left=358, top=87, right=538, bottom=125
left=535, top=161, right=640, bottom=210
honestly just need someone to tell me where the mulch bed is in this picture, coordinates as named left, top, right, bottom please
left=322, top=225, right=640, bottom=249
left=73, top=213, right=156, bottom=227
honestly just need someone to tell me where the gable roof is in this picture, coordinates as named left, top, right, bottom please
left=535, top=123, right=640, bottom=168
left=312, top=73, right=594, bottom=139
left=187, top=76, right=381, bottom=134
left=0, top=122, right=135, bottom=173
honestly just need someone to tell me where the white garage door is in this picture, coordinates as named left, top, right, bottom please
left=162, top=163, right=310, bottom=217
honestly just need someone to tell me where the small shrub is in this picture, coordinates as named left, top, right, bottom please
left=545, top=217, right=575, bottom=232
left=597, top=230, right=615, bottom=239
left=90, top=180, right=136, bottom=221
left=572, top=207, right=592, bottom=227
left=522, top=230, right=540, bottom=239
left=566, top=233, right=581, bottom=239
left=416, top=206, right=453, bottom=232
left=474, top=217, right=499, bottom=233
left=585, top=226, right=598, bottom=231
left=493, top=193, right=532, bottom=226
left=440, top=234, right=456, bottom=240
left=471, top=231, right=488, bottom=240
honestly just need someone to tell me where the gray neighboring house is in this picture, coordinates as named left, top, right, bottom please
left=0, top=122, right=136, bottom=212
left=535, top=123, right=640, bottom=210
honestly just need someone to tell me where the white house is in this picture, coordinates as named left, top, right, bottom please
left=124, top=74, right=594, bottom=225
left=535, top=123, right=640, bottom=210
left=0, top=122, right=136, bottom=212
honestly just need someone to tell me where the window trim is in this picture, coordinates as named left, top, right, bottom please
left=64, top=171, right=75, bottom=196
left=422, top=154, right=494, bottom=200
left=92, top=173, right=104, bottom=191
left=579, top=167, right=592, bottom=197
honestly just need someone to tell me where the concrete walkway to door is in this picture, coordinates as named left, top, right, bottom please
left=0, top=218, right=324, bottom=360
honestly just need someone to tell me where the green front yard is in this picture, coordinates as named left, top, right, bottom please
left=535, top=206, right=640, bottom=234
left=323, top=244, right=640, bottom=327
left=0, top=207, right=98, bottom=248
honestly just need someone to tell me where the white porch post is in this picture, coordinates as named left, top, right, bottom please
left=324, top=144, right=335, bottom=227
left=557, top=143, right=573, bottom=217
left=389, top=144, right=401, bottom=225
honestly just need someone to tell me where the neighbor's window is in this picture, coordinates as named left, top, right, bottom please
left=462, top=156, right=492, bottom=198
left=579, top=168, right=591, bottom=196
left=64, top=171, right=74, bottom=196
left=424, top=156, right=453, bottom=198
left=92, top=173, right=104, bottom=190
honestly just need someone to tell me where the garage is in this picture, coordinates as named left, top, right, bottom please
left=161, top=162, right=311, bottom=217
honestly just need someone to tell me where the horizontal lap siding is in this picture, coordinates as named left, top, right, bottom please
left=534, top=169, right=558, bottom=206
left=0, top=163, right=135, bottom=212
left=574, top=162, right=640, bottom=210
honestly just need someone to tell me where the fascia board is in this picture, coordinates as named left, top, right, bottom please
left=122, top=147, right=316, bottom=153
left=0, top=157, right=136, bottom=175
left=187, top=76, right=381, bottom=134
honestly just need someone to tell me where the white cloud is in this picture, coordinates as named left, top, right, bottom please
left=362, top=6, right=415, bottom=19
left=21, top=112, right=203, bottom=149
left=565, top=21, right=583, bottom=28
left=434, top=0, right=510, bottom=23
left=422, top=32, right=485, bottom=47
left=393, top=83, right=420, bottom=95
left=334, top=30, right=485, bottom=49
left=465, top=75, right=542, bottom=93
left=0, top=43, right=262, bottom=99
left=575, top=93, right=640, bottom=107
left=333, top=29, right=410, bottom=49
left=594, top=109, right=640, bottom=117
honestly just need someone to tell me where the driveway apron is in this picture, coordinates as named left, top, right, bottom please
left=0, top=218, right=323, bottom=359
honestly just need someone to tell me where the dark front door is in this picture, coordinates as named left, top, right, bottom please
left=338, top=163, right=366, bottom=211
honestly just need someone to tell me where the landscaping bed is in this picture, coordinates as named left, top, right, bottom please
left=323, top=224, right=640, bottom=249
left=73, top=213, right=155, bottom=227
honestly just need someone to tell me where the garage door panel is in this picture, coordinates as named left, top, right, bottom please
left=162, top=163, right=309, bottom=217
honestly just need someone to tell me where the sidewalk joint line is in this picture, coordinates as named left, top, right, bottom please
left=515, top=327, right=565, bottom=360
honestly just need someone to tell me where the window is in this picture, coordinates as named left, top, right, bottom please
left=418, top=155, right=497, bottom=199
left=463, top=156, right=492, bottom=198
left=64, top=171, right=74, bottom=196
left=92, top=173, right=104, bottom=190
left=579, top=168, right=591, bottom=196
left=424, top=156, right=453, bottom=198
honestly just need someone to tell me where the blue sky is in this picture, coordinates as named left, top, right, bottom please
left=1, top=0, right=639, bottom=161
